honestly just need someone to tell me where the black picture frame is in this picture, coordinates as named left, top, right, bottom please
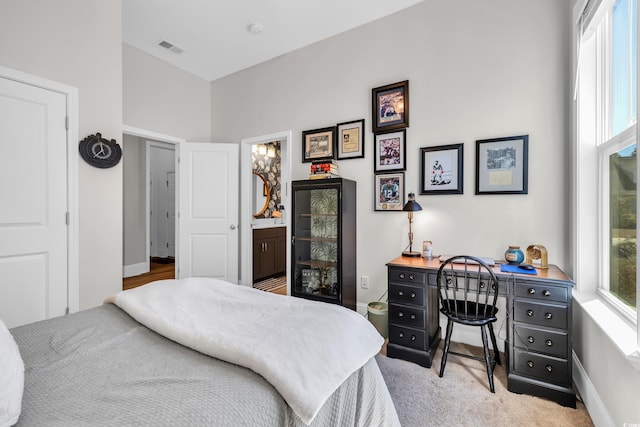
left=374, top=129, right=406, bottom=172
left=372, top=80, right=409, bottom=133
left=302, top=127, right=336, bottom=163
left=375, top=172, right=405, bottom=211
left=336, top=119, right=365, bottom=160
left=420, top=143, right=464, bottom=195
left=475, top=135, right=528, bottom=194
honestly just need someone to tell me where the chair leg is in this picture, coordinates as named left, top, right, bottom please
left=488, top=322, right=501, bottom=366
left=480, top=325, right=495, bottom=393
left=439, top=319, right=454, bottom=378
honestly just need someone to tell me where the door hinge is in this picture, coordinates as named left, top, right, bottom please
left=166, top=211, right=169, bottom=218
left=65, top=307, right=69, bottom=315
left=166, top=243, right=169, bottom=248
left=65, top=212, right=69, bottom=225
left=65, top=116, right=69, bottom=130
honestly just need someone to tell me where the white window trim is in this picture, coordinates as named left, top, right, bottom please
left=573, top=0, right=640, bottom=369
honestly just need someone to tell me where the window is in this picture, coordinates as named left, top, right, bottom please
left=576, top=0, right=638, bottom=322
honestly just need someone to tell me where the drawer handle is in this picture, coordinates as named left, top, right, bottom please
left=545, top=313, right=553, bottom=320
left=543, top=290, right=551, bottom=297
left=398, top=291, right=404, bottom=296
left=399, top=332, right=404, bottom=338
left=409, top=274, right=414, bottom=280
left=410, top=292, right=416, bottom=298
left=528, top=288, right=536, bottom=295
left=546, top=339, right=553, bottom=347
left=398, top=312, right=404, bottom=317
left=410, top=314, right=416, bottom=320
left=399, top=273, right=405, bottom=279
left=527, top=336, right=535, bottom=343
left=527, top=361, right=534, bottom=368
left=411, top=335, right=416, bottom=341
left=527, top=310, right=534, bottom=317
left=480, top=282, right=486, bottom=289
left=545, top=365, right=553, bottom=373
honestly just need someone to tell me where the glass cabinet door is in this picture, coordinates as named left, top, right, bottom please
left=292, top=185, right=339, bottom=303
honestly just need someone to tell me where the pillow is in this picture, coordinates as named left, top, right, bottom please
left=0, top=318, right=24, bottom=427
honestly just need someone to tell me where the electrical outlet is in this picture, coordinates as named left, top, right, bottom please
left=361, top=276, right=369, bottom=289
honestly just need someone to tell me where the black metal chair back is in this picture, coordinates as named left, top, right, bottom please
left=436, top=255, right=501, bottom=392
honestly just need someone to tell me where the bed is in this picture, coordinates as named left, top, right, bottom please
left=3, top=277, right=400, bottom=427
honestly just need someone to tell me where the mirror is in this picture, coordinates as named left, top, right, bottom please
left=253, top=172, right=270, bottom=218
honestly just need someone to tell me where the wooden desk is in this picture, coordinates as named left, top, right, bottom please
left=386, top=256, right=576, bottom=407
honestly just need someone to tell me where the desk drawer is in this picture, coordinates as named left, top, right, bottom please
left=389, top=283, right=424, bottom=306
left=388, top=268, right=425, bottom=285
left=389, top=325, right=426, bottom=351
left=389, top=304, right=425, bottom=328
left=514, top=282, right=568, bottom=303
left=513, top=325, right=568, bottom=358
left=513, top=300, right=567, bottom=330
left=512, top=348, right=570, bottom=387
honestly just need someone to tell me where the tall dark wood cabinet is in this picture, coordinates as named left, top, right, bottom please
left=291, top=178, right=356, bottom=310
left=253, top=227, right=286, bottom=282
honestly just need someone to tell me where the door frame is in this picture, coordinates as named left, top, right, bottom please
left=147, top=140, right=176, bottom=260
left=0, top=65, right=79, bottom=314
left=122, top=125, right=183, bottom=276
left=240, top=130, right=292, bottom=288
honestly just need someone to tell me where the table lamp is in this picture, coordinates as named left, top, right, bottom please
left=402, top=192, right=422, bottom=257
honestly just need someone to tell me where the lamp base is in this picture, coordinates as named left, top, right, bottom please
left=402, top=251, right=421, bottom=258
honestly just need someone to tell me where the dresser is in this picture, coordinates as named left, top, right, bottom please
left=386, top=256, right=576, bottom=408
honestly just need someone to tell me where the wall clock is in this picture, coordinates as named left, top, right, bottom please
left=525, top=244, right=548, bottom=269
left=79, top=133, right=122, bottom=168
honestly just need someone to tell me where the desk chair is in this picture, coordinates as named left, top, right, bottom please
left=436, top=255, right=501, bottom=392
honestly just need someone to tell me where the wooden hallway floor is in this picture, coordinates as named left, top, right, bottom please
left=123, top=260, right=175, bottom=290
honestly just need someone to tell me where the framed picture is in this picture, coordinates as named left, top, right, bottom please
left=337, top=119, right=365, bottom=160
left=420, top=143, right=464, bottom=195
left=475, top=135, right=528, bottom=194
left=372, top=80, right=409, bottom=133
left=375, top=172, right=405, bottom=211
left=374, top=130, right=406, bottom=172
left=302, top=127, right=335, bottom=163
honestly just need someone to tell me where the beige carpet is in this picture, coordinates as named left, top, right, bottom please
left=376, top=341, right=593, bottom=427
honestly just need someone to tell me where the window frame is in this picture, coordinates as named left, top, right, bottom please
left=574, top=0, right=639, bottom=352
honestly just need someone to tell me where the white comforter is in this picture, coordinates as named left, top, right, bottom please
left=106, top=277, right=384, bottom=425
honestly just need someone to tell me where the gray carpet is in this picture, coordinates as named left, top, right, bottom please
left=376, top=342, right=594, bottom=427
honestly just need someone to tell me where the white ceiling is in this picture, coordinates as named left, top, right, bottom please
left=123, top=0, right=423, bottom=82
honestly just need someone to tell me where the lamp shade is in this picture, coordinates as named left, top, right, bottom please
left=403, top=192, right=422, bottom=212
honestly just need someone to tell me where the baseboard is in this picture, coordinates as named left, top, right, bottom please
left=357, top=302, right=368, bottom=317
left=572, top=350, right=614, bottom=427
left=123, top=262, right=148, bottom=278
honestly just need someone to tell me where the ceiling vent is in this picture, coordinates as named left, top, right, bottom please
left=158, top=40, right=184, bottom=55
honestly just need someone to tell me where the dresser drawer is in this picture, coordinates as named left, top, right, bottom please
left=389, top=325, right=426, bottom=351
left=513, top=300, right=567, bottom=330
left=388, top=268, right=425, bottom=285
left=514, top=282, right=568, bottom=303
left=512, top=348, right=570, bottom=387
left=513, top=325, right=568, bottom=358
left=389, top=304, right=425, bottom=328
left=389, top=283, right=424, bottom=306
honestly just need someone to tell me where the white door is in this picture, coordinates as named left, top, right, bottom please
left=178, top=142, right=239, bottom=282
left=167, top=171, right=176, bottom=258
left=149, top=142, right=175, bottom=258
left=0, top=77, right=68, bottom=328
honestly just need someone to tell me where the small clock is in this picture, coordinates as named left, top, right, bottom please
left=79, top=133, right=122, bottom=168
left=525, top=244, right=549, bottom=269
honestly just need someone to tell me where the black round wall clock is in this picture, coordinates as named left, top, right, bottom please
left=79, top=133, right=122, bottom=168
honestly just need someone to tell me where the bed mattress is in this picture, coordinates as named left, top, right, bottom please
left=10, top=304, right=399, bottom=426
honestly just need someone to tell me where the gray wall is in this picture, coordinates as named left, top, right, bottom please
left=123, top=134, right=146, bottom=266
left=0, top=0, right=123, bottom=309
left=123, top=44, right=211, bottom=142
left=211, top=0, right=572, bottom=307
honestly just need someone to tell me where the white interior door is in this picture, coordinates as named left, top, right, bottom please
left=167, top=171, right=176, bottom=258
left=0, top=76, right=68, bottom=328
left=178, top=142, right=239, bottom=282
